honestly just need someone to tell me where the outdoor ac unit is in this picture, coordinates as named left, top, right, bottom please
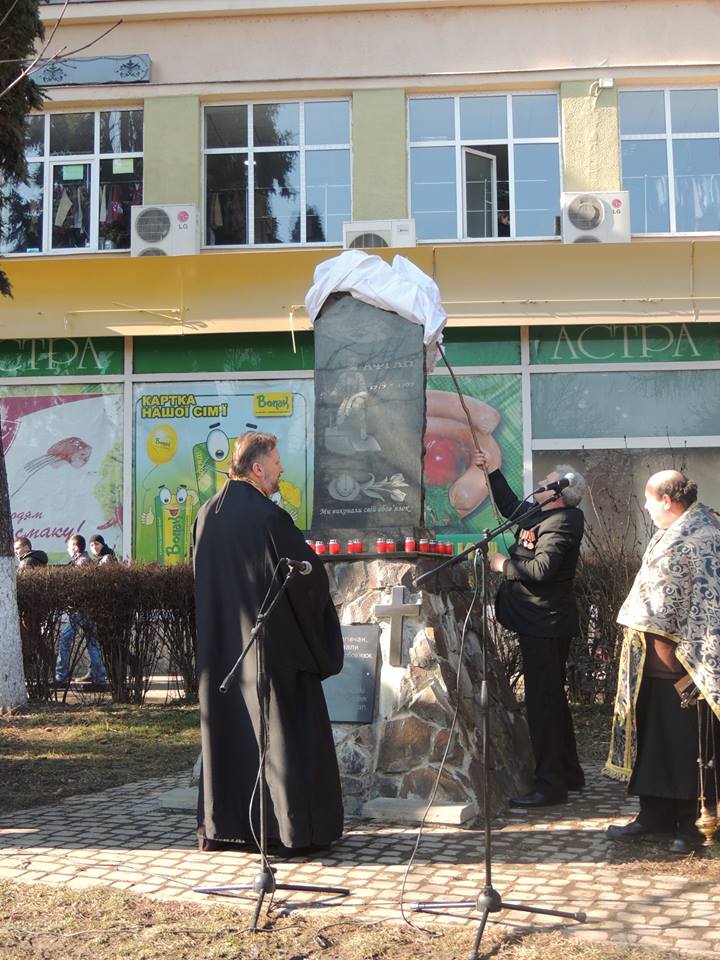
left=130, top=203, right=199, bottom=256
left=342, top=219, right=417, bottom=249
left=561, top=191, right=631, bottom=243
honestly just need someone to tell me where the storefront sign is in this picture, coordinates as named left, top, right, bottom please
left=530, top=323, right=720, bottom=364
left=0, top=338, right=123, bottom=377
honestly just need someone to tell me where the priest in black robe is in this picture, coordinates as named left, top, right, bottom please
left=193, top=431, right=344, bottom=853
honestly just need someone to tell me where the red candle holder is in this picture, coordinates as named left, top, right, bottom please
left=385, top=538, right=396, bottom=553
left=405, top=536, right=416, bottom=552
left=419, top=538, right=429, bottom=553
left=315, top=540, right=327, bottom=555
left=306, top=540, right=316, bottom=553
left=329, top=539, right=340, bottom=555
left=376, top=537, right=387, bottom=554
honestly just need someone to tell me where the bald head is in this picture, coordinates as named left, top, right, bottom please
left=644, top=469, right=698, bottom=529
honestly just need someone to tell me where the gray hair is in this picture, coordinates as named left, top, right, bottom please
left=555, top=464, right=586, bottom=508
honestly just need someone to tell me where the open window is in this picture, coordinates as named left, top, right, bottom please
left=463, top=148, right=497, bottom=238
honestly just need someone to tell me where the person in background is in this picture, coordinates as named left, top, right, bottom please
left=14, top=536, right=48, bottom=568
left=54, top=534, right=107, bottom=689
left=89, top=534, right=117, bottom=564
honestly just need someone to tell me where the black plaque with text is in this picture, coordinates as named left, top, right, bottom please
left=323, top=624, right=381, bottom=724
left=312, top=294, right=425, bottom=531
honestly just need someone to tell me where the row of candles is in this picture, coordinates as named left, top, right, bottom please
left=307, top=538, right=455, bottom=556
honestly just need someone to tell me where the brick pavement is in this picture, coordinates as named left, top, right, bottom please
left=1, top=765, right=719, bottom=956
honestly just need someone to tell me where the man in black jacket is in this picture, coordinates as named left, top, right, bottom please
left=14, top=537, right=48, bottom=568
left=475, top=453, right=586, bottom=807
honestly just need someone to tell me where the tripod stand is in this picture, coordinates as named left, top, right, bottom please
left=194, top=560, right=350, bottom=930
left=411, top=499, right=586, bottom=960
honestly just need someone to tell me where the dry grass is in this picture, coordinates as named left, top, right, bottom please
left=0, top=881, right=683, bottom=960
left=0, top=702, right=200, bottom=814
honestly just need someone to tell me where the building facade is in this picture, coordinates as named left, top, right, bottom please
left=2, top=0, right=719, bottom=561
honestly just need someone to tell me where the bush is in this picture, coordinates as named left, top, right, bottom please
left=16, top=564, right=197, bottom=704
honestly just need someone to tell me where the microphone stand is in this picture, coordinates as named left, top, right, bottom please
left=411, top=493, right=586, bottom=960
left=194, top=562, right=350, bottom=930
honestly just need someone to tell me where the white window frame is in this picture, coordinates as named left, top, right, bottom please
left=407, top=91, right=562, bottom=243
left=462, top=147, right=498, bottom=239
left=202, top=98, right=352, bottom=249
left=619, top=86, right=720, bottom=237
left=2, top=108, right=143, bottom=257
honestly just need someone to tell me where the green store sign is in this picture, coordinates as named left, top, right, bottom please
left=531, top=323, right=720, bottom=364
left=0, top=337, right=123, bottom=377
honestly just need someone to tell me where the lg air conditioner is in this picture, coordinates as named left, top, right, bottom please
left=130, top=203, right=199, bottom=256
left=561, top=191, right=631, bottom=243
left=342, top=219, right=417, bottom=249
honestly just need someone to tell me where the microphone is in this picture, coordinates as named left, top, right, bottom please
left=532, top=473, right=575, bottom=494
left=283, top=557, right=312, bottom=576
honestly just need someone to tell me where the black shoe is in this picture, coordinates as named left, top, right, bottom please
left=607, top=820, right=653, bottom=842
left=567, top=777, right=586, bottom=791
left=509, top=790, right=568, bottom=808
left=268, top=841, right=333, bottom=858
left=670, top=833, right=703, bottom=854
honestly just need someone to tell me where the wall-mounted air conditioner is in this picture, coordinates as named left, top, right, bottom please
left=561, top=191, right=631, bottom=243
left=342, top=219, right=417, bottom=249
left=130, top=203, right=199, bottom=256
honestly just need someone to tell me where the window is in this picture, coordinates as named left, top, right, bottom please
left=0, top=110, right=143, bottom=255
left=408, top=94, right=561, bottom=241
left=620, top=88, right=720, bottom=234
left=204, top=100, right=351, bottom=246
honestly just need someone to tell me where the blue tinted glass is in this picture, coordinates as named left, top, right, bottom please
left=254, top=152, right=300, bottom=243
left=305, top=149, right=350, bottom=242
left=410, top=146, right=456, bottom=239
left=205, top=105, right=248, bottom=149
left=513, top=143, right=560, bottom=237
left=0, top=162, right=43, bottom=254
left=305, top=101, right=349, bottom=146
left=409, top=99, right=454, bottom=141
left=459, top=96, right=507, bottom=140
left=621, top=139, right=670, bottom=233
left=672, top=138, right=720, bottom=232
left=619, top=91, right=666, bottom=135
left=532, top=370, right=720, bottom=439
left=512, top=95, right=557, bottom=138
left=670, top=90, right=719, bottom=134
left=253, top=103, right=299, bottom=147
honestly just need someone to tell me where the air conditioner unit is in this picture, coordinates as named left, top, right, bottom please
left=342, top=219, right=417, bottom=249
left=131, top=203, right=199, bottom=257
left=561, top=191, right=631, bottom=243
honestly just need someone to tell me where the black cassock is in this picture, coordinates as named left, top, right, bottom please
left=193, top=479, right=344, bottom=850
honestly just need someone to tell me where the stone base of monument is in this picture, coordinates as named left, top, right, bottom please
left=325, top=555, right=534, bottom=820
left=362, top=797, right=476, bottom=826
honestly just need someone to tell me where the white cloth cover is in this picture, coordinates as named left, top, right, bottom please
left=305, top=250, right=447, bottom=368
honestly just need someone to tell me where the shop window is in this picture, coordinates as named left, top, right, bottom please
left=204, top=100, right=351, bottom=246
left=620, top=88, right=720, bottom=234
left=409, top=93, right=561, bottom=241
left=0, top=109, right=143, bottom=255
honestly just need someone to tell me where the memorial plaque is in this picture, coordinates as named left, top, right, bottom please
left=323, top=624, right=381, bottom=723
left=313, top=294, right=425, bottom=530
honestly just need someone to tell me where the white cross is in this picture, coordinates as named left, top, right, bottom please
left=373, top=585, right=422, bottom=666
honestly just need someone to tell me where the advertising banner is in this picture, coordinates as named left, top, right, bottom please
left=423, top=374, right=523, bottom=550
left=133, top=380, right=313, bottom=565
left=2, top=385, right=123, bottom=562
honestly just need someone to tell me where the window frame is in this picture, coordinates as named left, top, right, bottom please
left=619, top=86, right=720, bottom=237
left=1, top=107, right=144, bottom=257
left=407, top=91, right=563, bottom=243
left=202, top=97, right=352, bottom=248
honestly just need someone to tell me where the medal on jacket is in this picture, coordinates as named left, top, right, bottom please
left=519, top=528, right=537, bottom=550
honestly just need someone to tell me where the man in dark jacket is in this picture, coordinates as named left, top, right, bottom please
left=193, top=431, right=344, bottom=854
left=475, top=453, right=586, bottom=807
left=14, top=537, right=48, bottom=568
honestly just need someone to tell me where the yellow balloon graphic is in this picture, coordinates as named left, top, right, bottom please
left=147, top=424, right=178, bottom=465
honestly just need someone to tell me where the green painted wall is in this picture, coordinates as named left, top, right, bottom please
left=143, top=96, right=201, bottom=204
left=560, top=81, right=621, bottom=193
left=352, top=89, right=407, bottom=220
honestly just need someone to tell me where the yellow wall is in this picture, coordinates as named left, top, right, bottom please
left=560, top=81, right=621, bottom=192
left=352, top=89, right=408, bottom=220
left=143, top=96, right=202, bottom=205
